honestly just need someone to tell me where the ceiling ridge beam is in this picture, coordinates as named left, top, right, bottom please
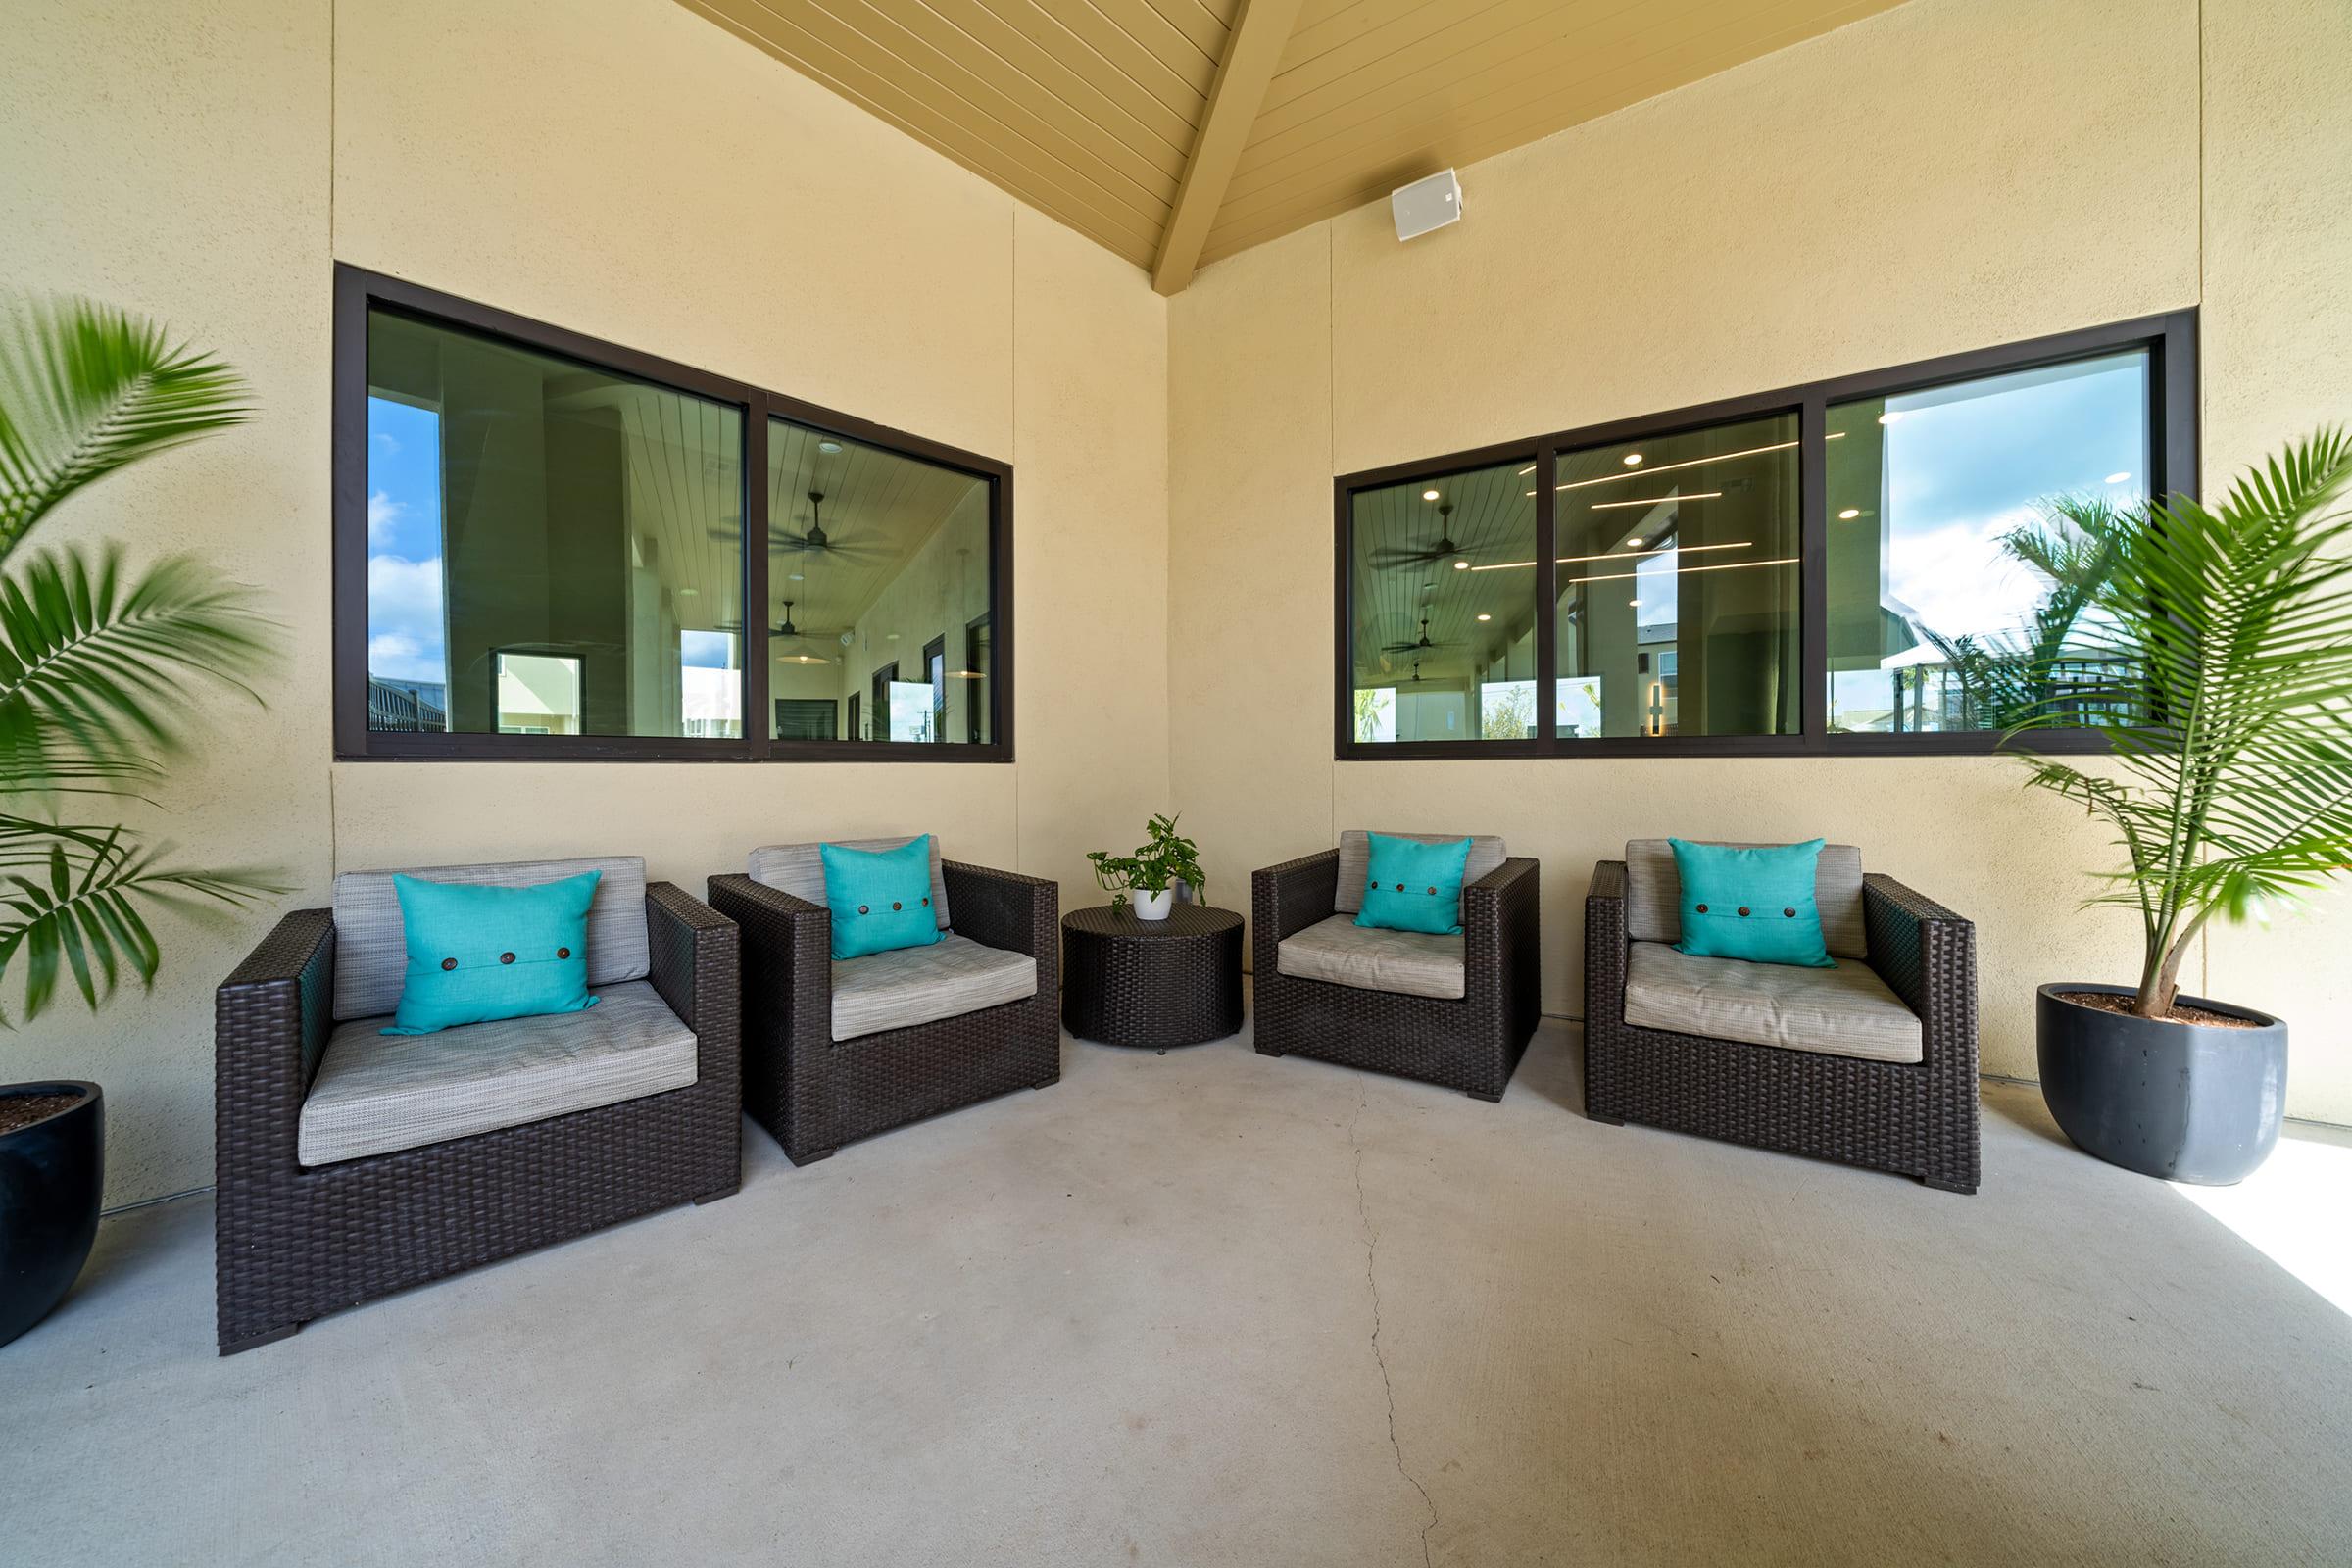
left=1151, top=0, right=1308, bottom=296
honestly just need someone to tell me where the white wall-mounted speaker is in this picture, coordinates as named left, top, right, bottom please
left=1391, top=170, right=1463, bottom=242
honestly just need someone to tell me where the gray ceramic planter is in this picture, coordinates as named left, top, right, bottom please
left=2036, top=984, right=2285, bottom=1186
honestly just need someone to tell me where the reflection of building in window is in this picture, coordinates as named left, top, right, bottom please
left=495, top=652, right=582, bottom=736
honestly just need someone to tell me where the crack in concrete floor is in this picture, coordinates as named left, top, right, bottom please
left=1349, top=1085, right=1438, bottom=1568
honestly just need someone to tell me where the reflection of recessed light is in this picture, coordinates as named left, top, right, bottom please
left=817, top=440, right=844, bottom=454
left=677, top=587, right=699, bottom=597
left=1476, top=612, right=1492, bottom=622
left=1623, top=537, right=1643, bottom=549
left=1878, top=412, right=1902, bottom=425
left=1623, top=453, right=1643, bottom=466
left=1422, top=489, right=1441, bottom=501
left=1838, top=508, right=1860, bottom=519
left=1452, top=560, right=1470, bottom=570
left=1629, top=599, right=1641, bottom=607
left=887, top=631, right=901, bottom=639
left=2105, top=471, right=2131, bottom=484
left=788, top=572, right=804, bottom=581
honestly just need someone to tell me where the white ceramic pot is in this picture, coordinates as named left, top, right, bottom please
left=1131, top=888, right=1175, bottom=921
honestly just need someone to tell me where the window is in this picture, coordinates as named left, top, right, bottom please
left=1335, top=312, right=2194, bottom=758
left=335, top=266, right=1012, bottom=760
left=1552, top=413, right=1800, bottom=740
left=1345, top=455, right=1538, bottom=746
left=964, top=614, right=992, bottom=743
left=1825, top=351, right=2150, bottom=734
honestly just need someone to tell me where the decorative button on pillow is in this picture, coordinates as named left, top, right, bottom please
left=820, top=835, right=946, bottom=960
left=1669, top=838, right=1835, bottom=968
left=384, top=870, right=602, bottom=1036
left=1354, top=832, right=1474, bottom=936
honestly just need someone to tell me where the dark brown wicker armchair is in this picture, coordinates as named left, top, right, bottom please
left=708, top=857, right=1058, bottom=1165
left=1583, top=855, right=1980, bottom=1193
left=1251, top=839, right=1541, bottom=1100
left=214, top=868, right=740, bottom=1355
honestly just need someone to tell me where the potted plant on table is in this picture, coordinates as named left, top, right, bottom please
left=0, top=298, right=279, bottom=1346
left=2000, top=430, right=2352, bottom=1185
left=1086, top=813, right=1207, bottom=921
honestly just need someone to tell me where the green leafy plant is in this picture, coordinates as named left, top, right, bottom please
left=1920, top=495, right=2132, bottom=731
left=1086, top=813, right=1207, bottom=910
left=0, top=296, right=282, bottom=1022
left=2006, top=430, right=2352, bottom=1019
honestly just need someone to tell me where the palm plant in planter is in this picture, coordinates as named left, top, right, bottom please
left=0, top=297, right=279, bottom=1345
left=1087, top=813, right=1207, bottom=921
left=2003, top=430, right=2352, bottom=1184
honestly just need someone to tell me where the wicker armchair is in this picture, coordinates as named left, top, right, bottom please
left=1251, top=835, right=1541, bottom=1100
left=708, top=845, right=1058, bottom=1165
left=1583, top=846, right=1980, bottom=1193
left=213, top=860, right=740, bottom=1355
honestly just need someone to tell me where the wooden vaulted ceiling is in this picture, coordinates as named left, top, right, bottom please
left=677, top=0, right=1907, bottom=292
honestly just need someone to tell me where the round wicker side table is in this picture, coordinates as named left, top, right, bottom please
left=1061, top=904, right=1244, bottom=1050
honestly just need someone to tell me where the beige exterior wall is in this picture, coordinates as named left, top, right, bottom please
left=1169, top=0, right=2352, bottom=1123
left=1, top=0, right=1169, bottom=1203
left=5, top=0, right=2345, bottom=1204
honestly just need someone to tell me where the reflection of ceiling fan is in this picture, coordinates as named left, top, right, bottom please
left=716, top=600, right=847, bottom=663
left=1382, top=614, right=1458, bottom=655
left=1369, top=500, right=1472, bottom=569
left=707, top=489, right=891, bottom=563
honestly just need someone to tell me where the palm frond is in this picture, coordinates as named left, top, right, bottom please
left=2007, top=427, right=2352, bottom=1006
left=0, top=295, right=251, bottom=556
left=0, top=813, right=283, bottom=1024
left=0, top=543, right=275, bottom=796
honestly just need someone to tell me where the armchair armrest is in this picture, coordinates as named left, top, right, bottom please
left=942, top=860, right=1059, bottom=996
left=646, top=882, right=741, bottom=1094
left=1862, top=873, right=1975, bottom=1028
left=1251, top=848, right=1340, bottom=984
left=1464, top=857, right=1541, bottom=1035
left=1584, top=861, right=1629, bottom=1025
left=215, top=907, right=335, bottom=1186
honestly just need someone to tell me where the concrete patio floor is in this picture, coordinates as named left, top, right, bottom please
left=7, top=1013, right=2350, bottom=1565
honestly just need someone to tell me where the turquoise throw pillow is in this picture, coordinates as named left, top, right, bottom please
left=384, top=870, right=602, bottom=1036
left=1355, top=833, right=1474, bottom=936
left=821, top=836, right=944, bottom=961
left=1670, top=839, right=1836, bottom=968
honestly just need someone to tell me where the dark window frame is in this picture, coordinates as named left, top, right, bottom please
left=1333, top=310, right=2197, bottom=760
left=333, top=263, right=1016, bottom=763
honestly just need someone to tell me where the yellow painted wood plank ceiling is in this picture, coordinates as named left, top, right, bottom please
left=677, top=0, right=1908, bottom=291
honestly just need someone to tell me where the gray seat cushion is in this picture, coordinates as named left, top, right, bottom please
left=1622, top=941, right=1922, bottom=1064
left=1624, top=839, right=1868, bottom=960
left=298, top=981, right=697, bottom=1166
left=831, top=933, right=1036, bottom=1042
left=748, top=836, right=952, bottom=930
left=331, top=856, right=651, bottom=1022
left=1276, top=912, right=1466, bottom=1001
left=1334, top=830, right=1507, bottom=916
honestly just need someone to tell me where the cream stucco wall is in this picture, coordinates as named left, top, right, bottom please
left=1168, top=0, right=2352, bottom=1123
left=2, top=0, right=1169, bottom=1204
left=6, top=0, right=2346, bottom=1206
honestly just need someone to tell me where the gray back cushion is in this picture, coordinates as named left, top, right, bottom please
left=1623, top=839, right=1867, bottom=960
left=331, top=856, right=651, bottom=1022
left=748, top=836, right=952, bottom=930
left=1334, top=830, right=1508, bottom=915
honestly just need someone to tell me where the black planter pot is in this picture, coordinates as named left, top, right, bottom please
left=0, top=1081, right=104, bottom=1348
left=2036, top=985, right=2285, bottom=1186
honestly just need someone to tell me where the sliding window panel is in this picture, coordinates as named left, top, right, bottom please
left=1348, top=459, right=1540, bottom=746
left=1549, top=414, right=1802, bottom=740
left=1824, top=350, right=2152, bottom=734
left=364, top=308, right=745, bottom=740
left=762, top=418, right=995, bottom=745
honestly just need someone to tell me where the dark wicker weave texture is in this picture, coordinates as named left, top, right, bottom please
left=1250, top=851, right=1542, bottom=1100
left=708, top=861, right=1059, bottom=1165
left=1583, top=860, right=1981, bottom=1193
left=213, top=883, right=743, bottom=1355
left=1062, top=904, right=1244, bottom=1048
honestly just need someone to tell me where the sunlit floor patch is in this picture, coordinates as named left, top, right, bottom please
left=2174, top=1119, right=2352, bottom=1317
